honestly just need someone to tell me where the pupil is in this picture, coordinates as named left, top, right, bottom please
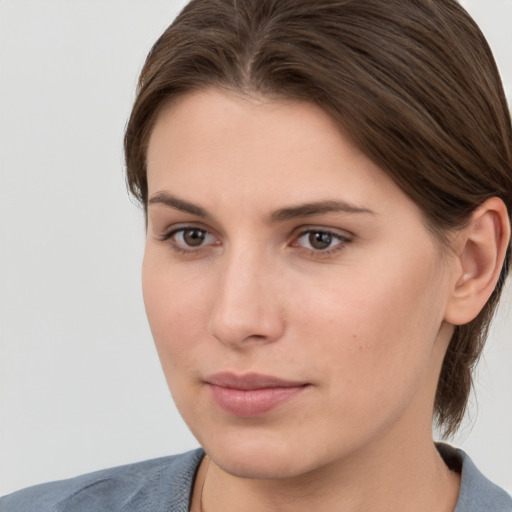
left=309, top=232, right=332, bottom=250
left=184, top=229, right=205, bottom=246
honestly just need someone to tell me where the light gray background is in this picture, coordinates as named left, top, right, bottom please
left=1, top=0, right=511, bottom=497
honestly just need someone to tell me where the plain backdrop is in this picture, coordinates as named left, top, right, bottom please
left=1, top=0, right=511, bottom=497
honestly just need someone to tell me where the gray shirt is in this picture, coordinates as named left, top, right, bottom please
left=1, top=446, right=510, bottom=511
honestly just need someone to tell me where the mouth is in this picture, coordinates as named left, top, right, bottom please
left=204, top=372, right=310, bottom=417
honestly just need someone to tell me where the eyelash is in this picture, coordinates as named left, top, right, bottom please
left=159, top=226, right=218, bottom=256
left=158, top=226, right=351, bottom=258
left=292, top=228, right=350, bottom=257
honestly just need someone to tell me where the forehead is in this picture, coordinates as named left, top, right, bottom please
left=148, top=89, right=347, bottom=162
left=146, top=89, right=393, bottom=205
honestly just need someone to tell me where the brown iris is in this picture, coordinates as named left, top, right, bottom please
left=309, top=232, right=333, bottom=250
left=183, top=228, right=206, bottom=247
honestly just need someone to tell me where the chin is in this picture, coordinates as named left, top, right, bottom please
left=196, top=426, right=333, bottom=480
left=211, top=448, right=309, bottom=480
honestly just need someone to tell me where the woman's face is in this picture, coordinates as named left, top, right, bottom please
left=143, top=89, right=456, bottom=479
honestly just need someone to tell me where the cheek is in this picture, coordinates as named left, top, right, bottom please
left=141, top=252, right=210, bottom=378
left=293, top=250, right=446, bottom=406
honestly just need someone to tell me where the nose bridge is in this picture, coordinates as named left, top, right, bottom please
left=208, top=240, right=283, bottom=347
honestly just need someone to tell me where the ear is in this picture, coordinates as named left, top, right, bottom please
left=444, top=197, right=511, bottom=326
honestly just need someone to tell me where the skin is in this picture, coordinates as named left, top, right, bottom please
left=143, top=89, right=465, bottom=511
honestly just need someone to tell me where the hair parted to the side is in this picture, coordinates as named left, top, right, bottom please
left=124, top=0, right=512, bottom=437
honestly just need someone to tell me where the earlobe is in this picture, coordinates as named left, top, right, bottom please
left=444, top=197, right=511, bottom=326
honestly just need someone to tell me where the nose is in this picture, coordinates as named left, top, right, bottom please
left=207, top=248, right=285, bottom=348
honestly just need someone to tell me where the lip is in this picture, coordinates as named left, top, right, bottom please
left=205, top=372, right=309, bottom=417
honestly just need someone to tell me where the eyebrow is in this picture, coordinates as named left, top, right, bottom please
left=148, top=192, right=210, bottom=218
left=271, top=200, right=375, bottom=222
left=148, top=192, right=375, bottom=221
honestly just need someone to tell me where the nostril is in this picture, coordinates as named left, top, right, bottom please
left=207, top=256, right=285, bottom=347
left=208, top=307, right=284, bottom=348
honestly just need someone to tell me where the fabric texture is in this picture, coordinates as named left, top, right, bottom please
left=1, top=445, right=510, bottom=511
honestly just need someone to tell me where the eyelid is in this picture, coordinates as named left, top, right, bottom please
left=292, top=225, right=353, bottom=241
left=158, top=223, right=221, bottom=253
left=155, top=222, right=352, bottom=258
left=158, top=221, right=215, bottom=239
left=290, top=226, right=353, bottom=256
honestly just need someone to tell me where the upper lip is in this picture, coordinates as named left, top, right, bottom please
left=205, top=372, right=308, bottom=390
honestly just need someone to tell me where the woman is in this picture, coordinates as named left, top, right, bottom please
left=2, top=0, right=511, bottom=510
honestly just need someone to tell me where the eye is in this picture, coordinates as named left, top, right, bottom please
left=292, top=229, right=349, bottom=252
left=176, top=228, right=209, bottom=247
left=161, top=226, right=219, bottom=252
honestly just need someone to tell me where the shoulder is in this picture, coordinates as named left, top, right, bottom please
left=0, top=448, right=205, bottom=512
left=437, top=443, right=512, bottom=512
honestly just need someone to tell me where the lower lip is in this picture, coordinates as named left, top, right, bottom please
left=208, top=384, right=307, bottom=417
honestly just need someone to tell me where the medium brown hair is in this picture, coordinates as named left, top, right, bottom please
left=124, top=0, right=512, bottom=436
